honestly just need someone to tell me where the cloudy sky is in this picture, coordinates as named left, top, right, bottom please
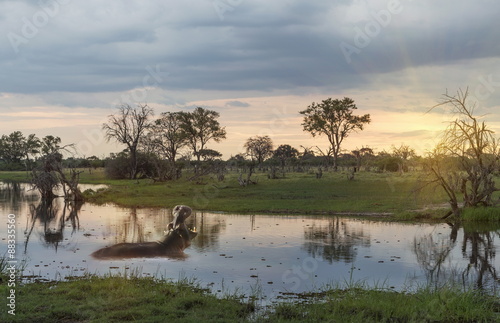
left=1, top=0, right=499, bottom=158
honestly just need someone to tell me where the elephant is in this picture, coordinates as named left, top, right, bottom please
left=91, top=205, right=197, bottom=259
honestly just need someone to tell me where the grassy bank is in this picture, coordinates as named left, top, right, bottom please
left=0, top=169, right=452, bottom=217
left=1, top=273, right=498, bottom=322
left=3, top=169, right=499, bottom=221
left=0, top=274, right=253, bottom=323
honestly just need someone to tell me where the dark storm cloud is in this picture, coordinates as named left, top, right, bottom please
left=0, top=0, right=499, bottom=96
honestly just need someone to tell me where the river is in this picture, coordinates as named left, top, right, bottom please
left=1, top=181, right=499, bottom=304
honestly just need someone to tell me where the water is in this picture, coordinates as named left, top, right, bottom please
left=1, top=181, right=499, bottom=303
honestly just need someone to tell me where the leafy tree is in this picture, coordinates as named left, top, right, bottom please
left=23, top=133, right=41, bottom=170
left=141, top=111, right=188, bottom=180
left=426, top=88, right=500, bottom=217
left=41, top=135, right=61, bottom=155
left=244, top=135, right=274, bottom=165
left=374, top=151, right=400, bottom=172
left=153, top=112, right=188, bottom=164
left=351, top=147, right=374, bottom=171
left=0, top=131, right=26, bottom=164
left=198, top=149, right=222, bottom=161
left=273, top=144, right=299, bottom=168
left=178, top=107, right=226, bottom=163
left=391, top=144, right=416, bottom=173
left=0, top=131, right=41, bottom=170
left=300, top=97, right=371, bottom=170
left=102, top=104, right=154, bottom=179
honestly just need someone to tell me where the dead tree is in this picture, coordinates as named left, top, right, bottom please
left=425, top=88, right=500, bottom=217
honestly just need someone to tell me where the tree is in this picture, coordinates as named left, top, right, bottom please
left=41, top=135, right=61, bottom=155
left=0, top=131, right=26, bottom=164
left=0, top=131, right=41, bottom=171
left=178, top=107, right=226, bottom=163
left=23, top=133, right=41, bottom=170
left=273, top=144, right=299, bottom=168
left=143, top=111, right=188, bottom=180
left=244, top=135, right=274, bottom=165
left=102, top=104, right=154, bottom=179
left=426, top=88, right=500, bottom=218
left=30, top=139, right=84, bottom=201
left=300, top=97, right=371, bottom=170
left=391, top=144, right=416, bottom=174
left=153, top=112, right=188, bottom=164
left=351, top=147, right=374, bottom=171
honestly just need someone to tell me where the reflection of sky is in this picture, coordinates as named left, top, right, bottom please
left=1, top=184, right=499, bottom=302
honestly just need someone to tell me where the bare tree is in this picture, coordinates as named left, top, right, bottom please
left=102, top=104, right=154, bottom=179
left=300, top=97, right=371, bottom=171
left=31, top=144, right=84, bottom=201
left=426, top=88, right=500, bottom=217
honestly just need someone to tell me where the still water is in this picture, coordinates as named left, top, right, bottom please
left=1, top=181, right=499, bottom=301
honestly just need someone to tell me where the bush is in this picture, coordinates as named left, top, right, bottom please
left=105, top=155, right=132, bottom=179
left=0, top=161, right=25, bottom=171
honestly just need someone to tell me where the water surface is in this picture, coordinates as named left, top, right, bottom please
left=1, top=181, right=499, bottom=302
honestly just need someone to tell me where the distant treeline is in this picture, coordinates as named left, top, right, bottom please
left=0, top=129, right=420, bottom=177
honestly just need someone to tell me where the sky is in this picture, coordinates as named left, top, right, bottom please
left=1, top=0, right=499, bottom=159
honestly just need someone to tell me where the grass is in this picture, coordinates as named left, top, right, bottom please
left=0, top=168, right=452, bottom=219
left=1, top=272, right=498, bottom=322
left=1, top=170, right=499, bottom=321
left=0, top=274, right=254, bottom=323
left=462, top=206, right=500, bottom=222
left=265, top=286, right=499, bottom=322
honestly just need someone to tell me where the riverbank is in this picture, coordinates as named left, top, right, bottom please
left=2, top=171, right=500, bottom=321
left=1, top=271, right=498, bottom=322
left=0, top=169, right=456, bottom=220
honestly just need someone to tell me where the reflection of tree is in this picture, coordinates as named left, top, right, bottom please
left=413, top=223, right=500, bottom=291
left=460, top=226, right=499, bottom=289
left=0, top=181, right=38, bottom=213
left=412, top=232, right=454, bottom=285
left=106, top=208, right=225, bottom=252
left=189, top=211, right=225, bottom=251
left=24, top=198, right=81, bottom=252
left=303, top=218, right=370, bottom=263
left=112, top=208, right=146, bottom=244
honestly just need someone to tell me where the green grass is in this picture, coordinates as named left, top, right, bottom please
left=0, top=274, right=253, bottom=323
left=79, top=169, right=449, bottom=216
left=2, top=169, right=497, bottom=221
left=1, top=274, right=498, bottom=323
left=265, top=286, right=500, bottom=322
left=462, top=207, right=500, bottom=222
